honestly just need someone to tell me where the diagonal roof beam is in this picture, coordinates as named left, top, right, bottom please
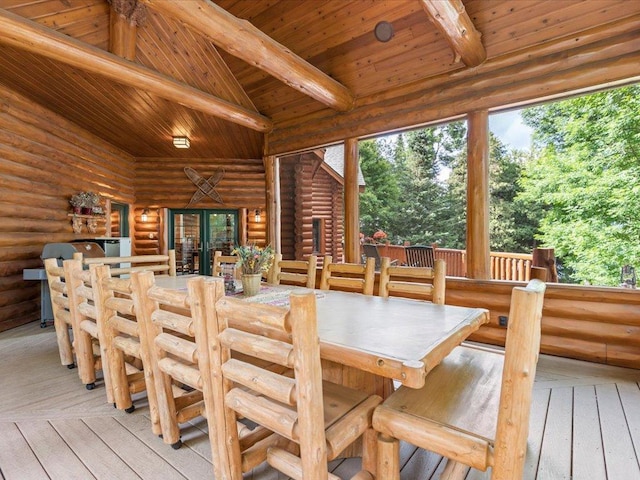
left=0, top=7, right=272, bottom=132
left=420, top=0, right=486, bottom=67
left=139, top=0, right=355, bottom=112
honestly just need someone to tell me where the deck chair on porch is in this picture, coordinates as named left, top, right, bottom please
left=405, top=245, right=435, bottom=268
left=373, top=279, right=546, bottom=480
left=320, top=255, right=376, bottom=295
left=203, top=278, right=382, bottom=479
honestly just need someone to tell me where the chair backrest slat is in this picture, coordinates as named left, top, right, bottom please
left=319, top=255, right=375, bottom=295
left=268, top=253, right=317, bottom=289
left=379, top=257, right=446, bottom=304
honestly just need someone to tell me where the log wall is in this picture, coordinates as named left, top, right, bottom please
left=0, top=85, right=135, bottom=331
left=446, top=278, right=640, bottom=369
left=133, top=157, right=267, bottom=255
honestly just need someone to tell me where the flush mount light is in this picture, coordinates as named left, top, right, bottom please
left=173, top=136, right=190, bottom=148
left=374, top=21, right=394, bottom=43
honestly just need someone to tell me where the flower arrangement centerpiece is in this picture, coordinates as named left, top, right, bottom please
left=232, top=244, right=274, bottom=296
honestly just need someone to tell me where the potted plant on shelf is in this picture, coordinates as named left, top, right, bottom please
left=69, top=191, right=102, bottom=215
left=232, top=244, right=274, bottom=296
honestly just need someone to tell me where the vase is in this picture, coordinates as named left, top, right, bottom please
left=241, top=273, right=261, bottom=297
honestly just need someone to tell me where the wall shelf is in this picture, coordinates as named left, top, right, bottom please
left=68, top=213, right=106, bottom=234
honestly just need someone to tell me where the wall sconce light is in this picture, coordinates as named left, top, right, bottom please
left=141, top=208, right=150, bottom=222
left=172, top=136, right=190, bottom=149
left=254, top=209, right=261, bottom=223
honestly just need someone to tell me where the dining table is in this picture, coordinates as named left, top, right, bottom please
left=155, top=276, right=490, bottom=394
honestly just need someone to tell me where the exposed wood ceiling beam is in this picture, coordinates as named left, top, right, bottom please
left=139, top=0, right=355, bottom=112
left=420, top=0, right=486, bottom=67
left=0, top=8, right=273, bottom=133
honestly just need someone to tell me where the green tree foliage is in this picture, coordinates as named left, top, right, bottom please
left=358, top=140, right=400, bottom=238
left=520, top=85, right=640, bottom=285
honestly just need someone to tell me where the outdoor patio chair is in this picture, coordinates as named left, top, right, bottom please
left=204, top=278, right=382, bottom=479
left=268, top=252, right=318, bottom=288
left=378, top=257, right=446, bottom=304
left=405, top=245, right=435, bottom=268
left=373, top=279, right=546, bottom=480
left=319, top=255, right=376, bottom=295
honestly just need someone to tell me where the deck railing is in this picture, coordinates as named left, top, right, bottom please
left=365, top=244, right=533, bottom=281
left=434, top=248, right=532, bottom=281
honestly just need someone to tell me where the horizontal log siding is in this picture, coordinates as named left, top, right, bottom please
left=133, top=157, right=267, bottom=255
left=312, top=169, right=342, bottom=261
left=0, top=85, right=135, bottom=331
left=445, top=278, right=640, bottom=369
left=279, top=157, right=297, bottom=259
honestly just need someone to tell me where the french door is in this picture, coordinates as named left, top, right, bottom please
left=170, top=209, right=238, bottom=275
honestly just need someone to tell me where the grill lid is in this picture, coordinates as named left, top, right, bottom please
left=41, top=242, right=105, bottom=264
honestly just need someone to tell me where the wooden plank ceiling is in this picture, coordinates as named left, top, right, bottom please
left=0, top=0, right=637, bottom=159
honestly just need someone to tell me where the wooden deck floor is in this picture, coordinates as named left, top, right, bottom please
left=2, top=322, right=640, bottom=480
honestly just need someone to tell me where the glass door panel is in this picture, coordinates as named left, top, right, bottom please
left=207, top=213, right=237, bottom=274
left=172, top=211, right=201, bottom=275
left=170, top=209, right=238, bottom=276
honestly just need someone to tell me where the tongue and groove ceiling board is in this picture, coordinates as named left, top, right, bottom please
left=0, top=0, right=637, bottom=159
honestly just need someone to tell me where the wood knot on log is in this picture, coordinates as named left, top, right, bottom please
left=108, top=0, right=147, bottom=27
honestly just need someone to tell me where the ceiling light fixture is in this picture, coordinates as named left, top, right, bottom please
left=173, top=136, right=190, bottom=148
left=374, top=21, right=394, bottom=43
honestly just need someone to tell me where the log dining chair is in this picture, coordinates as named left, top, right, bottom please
left=90, top=263, right=174, bottom=424
left=404, top=245, right=435, bottom=268
left=212, top=250, right=239, bottom=278
left=44, top=257, right=77, bottom=370
left=128, top=270, right=208, bottom=449
left=378, top=257, right=446, bottom=304
left=130, top=272, right=279, bottom=465
left=268, top=253, right=318, bottom=288
left=372, top=279, right=546, bottom=480
left=62, top=258, right=108, bottom=394
left=319, top=255, right=376, bottom=295
left=204, top=278, right=382, bottom=479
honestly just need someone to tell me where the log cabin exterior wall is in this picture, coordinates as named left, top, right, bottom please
left=0, top=84, right=135, bottom=331
left=279, top=153, right=344, bottom=262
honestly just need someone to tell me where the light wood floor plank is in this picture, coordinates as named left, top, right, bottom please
left=597, top=383, right=640, bottom=480
left=523, top=388, right=551, bottom=480
left=0, top=422, right=49, bottom=480
left=83, top=416, right=186, bottom=480
left=115, top=414, right=214, bottom=479
left=17, top=420, right=95, bottom=479
left=536, top=387, right=573, bottom=480
left=51, top=418, right=140, bottom=479
left=572, top=385, right=606, bottom=480
left=617, top=381, right=640, bottom=467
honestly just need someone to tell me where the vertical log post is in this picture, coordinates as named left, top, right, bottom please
left=466, top=110, right=490, bottom=279
left=344, top=138, right=360, bottom=263
left=264, top=155, right=281, bottom=252
left=109, top=0, right=146, bottom=61
left=533, top=247, right=558, bottom=282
